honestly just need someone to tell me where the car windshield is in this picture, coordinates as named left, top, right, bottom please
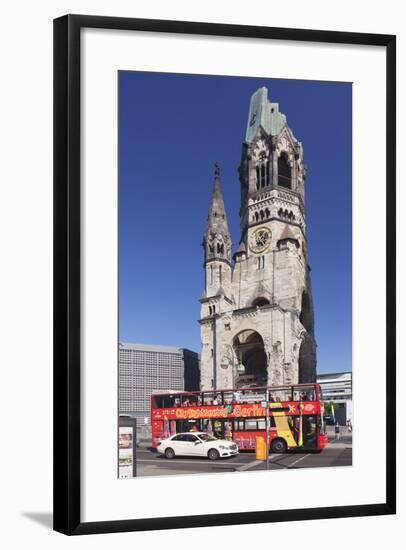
left=198, top=433, right=217, bottom=442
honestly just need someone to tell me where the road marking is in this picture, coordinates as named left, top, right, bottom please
left=135, top=458, right=249, bottom=466
left=237, top=459, right=265, bottom=471
left=286, top=454, right=309, bottom=468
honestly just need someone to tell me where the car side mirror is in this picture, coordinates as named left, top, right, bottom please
left=194, top=441, right=202, bottom=445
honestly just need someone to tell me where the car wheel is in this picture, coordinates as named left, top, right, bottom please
left=208, top=448, right=220, bottom=460
left=165, top=447, right=175, bottom=459
left=270, top=438, right=287, bottom=454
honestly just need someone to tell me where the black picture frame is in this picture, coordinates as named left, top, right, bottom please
left=53, top=14, right=396, bottom=535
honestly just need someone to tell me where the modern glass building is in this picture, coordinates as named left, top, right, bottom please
left=119, top=342, right=200, bottom=429
left=317, top=371, right=352, bottom=424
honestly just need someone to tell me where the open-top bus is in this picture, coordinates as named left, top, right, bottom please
left=151, top=383, right=328, bottom=453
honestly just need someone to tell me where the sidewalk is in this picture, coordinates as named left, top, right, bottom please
left=326, top=425, right=352, bottom=437
left=326, top=426, right=352, bottom=449
left=136, top=438, right=153, bottom=449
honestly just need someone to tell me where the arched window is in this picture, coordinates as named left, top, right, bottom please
left=255, top=152, right=269, bottom=190
left=278, top=153, right=292, bottom=189
left=233, top=330, right=268, bottom=388
left=256, top=165, right=260, bottom=190
left=261, top=164, right=266, bottom=188
left=256, top=256, right=265, bottom=270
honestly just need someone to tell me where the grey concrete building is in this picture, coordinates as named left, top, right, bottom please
left=317, top=371, right=353, bottom=424
left=199, top=87, right=316, bottom=390
left=119, top=342, right=199, bottom=426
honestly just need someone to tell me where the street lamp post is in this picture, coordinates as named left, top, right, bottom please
left=261, top=394, right=270, bottom=471
left=212, top=314, right=217, bottom=390
left=266, top=396, right=270, bottom=470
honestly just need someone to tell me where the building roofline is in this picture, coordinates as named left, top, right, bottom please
left=317, top=371, right=352, bottom=377
left=119, top=342, right=198, bottom=354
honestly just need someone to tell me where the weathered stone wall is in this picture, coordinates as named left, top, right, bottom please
left=200, top=218, right=316, bottom=390
left=199, top=88, right=316, bottom=391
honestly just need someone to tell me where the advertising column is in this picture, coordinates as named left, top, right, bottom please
left=118, top=417, right=137, bottom=478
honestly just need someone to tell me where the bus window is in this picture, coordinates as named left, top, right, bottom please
left=180, top=393, right=199, bottom=406
left=180, top=395, right=191, bottom=406
left=215, top=392, right=223, bottom=405
left=292, top=388, right=301, bottom=401
left=298, top=386, right=316, bottom=401
left=235, top=418, right=274, bottom=431
left=152, top=395, right=176, bottom=408
left=223, top=390, right=233, bottom=404
left=202, top=392, right=215, bottom=405
left=213, top=419, right=224, bottom=438
left=286, top=416, right=301, bottom=442
left=233, top=419, right=245, bottom=431
left=264, top=416, right=276, bottom=428
left=188, top=395, right=200, bottom=406
left=245, top=419, right=258, bottom=431
left=257, top=418, right=266, bottom=430
left=303, top=415, right=317, bottom=447
left=243, top=388, right=266, bottom=403
left=270, top=388, right=291, bottom=402
left=176, top=419, right=203, bottom=433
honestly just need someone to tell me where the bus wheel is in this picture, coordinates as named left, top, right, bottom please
left=270, top=438, right=287, bottom=454
left=208, top=448, right=220, bottom=460
left=165, top=447, right=175, bottom=459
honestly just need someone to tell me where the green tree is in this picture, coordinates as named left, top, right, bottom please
left=324, top=401, right=334, bottom=416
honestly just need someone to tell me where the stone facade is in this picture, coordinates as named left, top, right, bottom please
left=199, top=87, right=316, bottom=391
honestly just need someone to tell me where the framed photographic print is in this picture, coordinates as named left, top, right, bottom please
left=53, top=14, right=396, bottom=535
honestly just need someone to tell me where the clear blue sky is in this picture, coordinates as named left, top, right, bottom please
left=119, top=72, right=352, bottom=374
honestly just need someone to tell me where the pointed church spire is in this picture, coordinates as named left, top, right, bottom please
left=203, top=162, right=231, bottom=264
left=205, top=162, right=230, bottom=236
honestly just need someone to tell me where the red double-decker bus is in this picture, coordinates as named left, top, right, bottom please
left=151, top=383, right=327, bottom=453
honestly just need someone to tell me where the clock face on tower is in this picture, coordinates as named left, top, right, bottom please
left=249, top=226, right=272, bottom=253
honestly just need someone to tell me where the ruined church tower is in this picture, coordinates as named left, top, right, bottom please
left=199, top=87, right=316, bottom=391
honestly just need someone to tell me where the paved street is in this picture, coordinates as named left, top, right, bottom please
left=135, top=433, right=352, bottom=477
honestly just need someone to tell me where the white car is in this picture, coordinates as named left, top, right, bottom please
left=156, top=432, right=238, bottom=460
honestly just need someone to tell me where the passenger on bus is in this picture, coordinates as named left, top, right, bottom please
left=233, top=390, right=241, bottom=403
